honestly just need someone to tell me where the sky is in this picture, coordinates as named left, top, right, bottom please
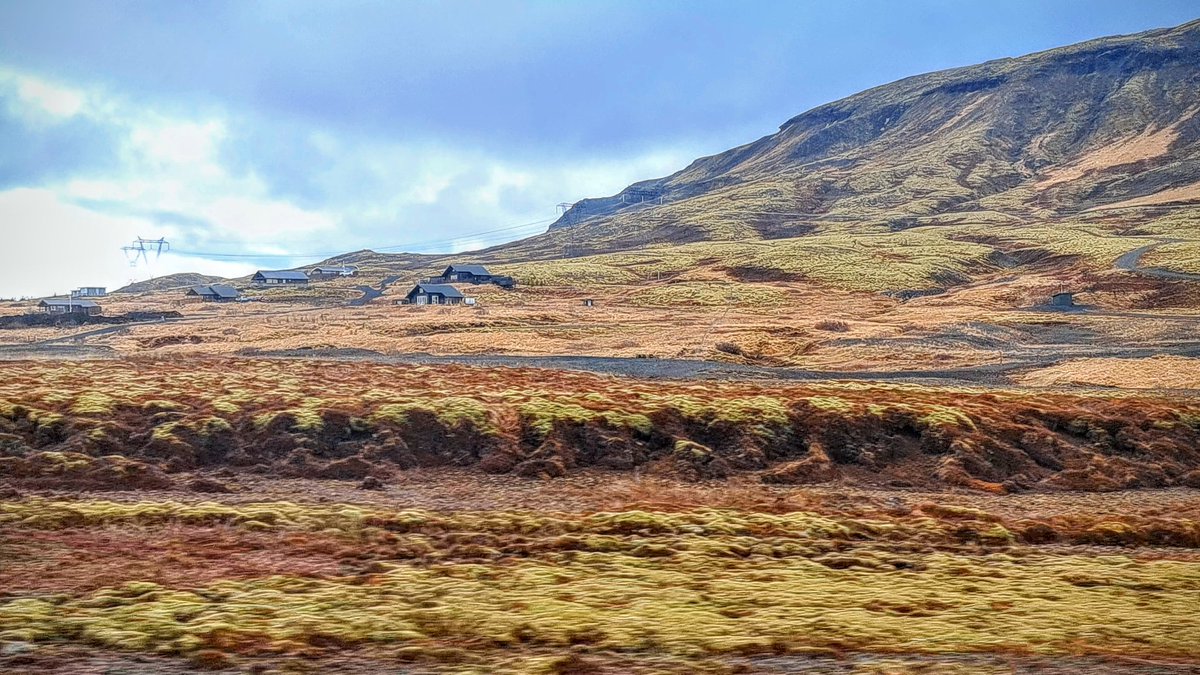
left=1, top=1, right=1197, bottom=298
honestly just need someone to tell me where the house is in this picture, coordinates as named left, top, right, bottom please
left=1050, top=292, right=1074, bottom=307
left=434, top=264, right=516, bottom=289
left=186, top=284, right=241, bottom=302
left=403, top=283, right=466, bottom=305
left=71, top=287, right=107, bottom=298
left=309, top=265, right=359, bottom=280
left=438, top=264, right=492, bottom=284
left=252, top=270, right=310, bottom=285
left=39, top=298, right=101, bottom=316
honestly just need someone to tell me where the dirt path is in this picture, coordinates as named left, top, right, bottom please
left=31, top=315, right=195, bottom=345
left=349, top=275, right=401, bottom=306
left=1114, top=237, right=1200, bottom=281
left=244, top=349, right=1060, bottom=387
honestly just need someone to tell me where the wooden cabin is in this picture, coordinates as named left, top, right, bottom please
left=403, top=283, right=466, bottom=305
left=38, top=298, right=101, bottom=316
left=252, top=270, right=309, bottom=285
left=186, top=284, right=240, bottom=302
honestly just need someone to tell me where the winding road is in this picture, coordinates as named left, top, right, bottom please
left=1114, top=237, right=1200, bottom=281
left=350, top=275, right=402, bottom=306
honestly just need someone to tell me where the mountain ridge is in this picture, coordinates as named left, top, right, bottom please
left=545, top=19, right=1200, bottom=248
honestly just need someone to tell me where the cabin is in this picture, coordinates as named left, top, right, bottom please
left=582, top=298, right=595, bottom=307
left=309, top=265, right=359, bottom=280
left=1050, top=292, right=1074, bottom=307
left=403, top=283, right=466, bottom=306
left=38, top=298, right=101, bottom=316
left=252, top=270, right=309, bottom=285
left=438, top=264, right=492, bottom=284
left=186, top=284, right=240, bottom=302
left=434, top=264, right=515, bottom=288
left=71, top=287, right=107, bottom=298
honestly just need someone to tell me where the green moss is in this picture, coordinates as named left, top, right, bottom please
left=254, top=408, right=324, bottom=432
left=195, top=417, right=233, bottom=437
left=71, top=392, right=117, bottom=415
left=918, top=405, right=976, bottom=430
left=806, top=396, right=853, bottom=413
left=518, top=399, right=652, bottom=437
left=370, top=398, right=497, bottom=435
left=141, top=399, right=186, bottom=412
left=150, top=422, right=180, bottom=442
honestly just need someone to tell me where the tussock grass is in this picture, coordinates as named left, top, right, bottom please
left=0, top=499, right=1197, bottom=663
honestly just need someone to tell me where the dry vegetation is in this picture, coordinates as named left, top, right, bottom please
left=1018, top=355, right=1200, bottom=389
left=0, top=489, right=1198, bottom=673
left=3, top=358, right=1200, bottom=495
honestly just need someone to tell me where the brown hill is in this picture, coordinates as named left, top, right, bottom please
left=114, top=273, right=223, bottom=294
left=529, top=19, right=1200, bottom=254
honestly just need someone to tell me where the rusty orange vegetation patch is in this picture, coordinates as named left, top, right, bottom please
left=1, top=358, right=1200, bottom=493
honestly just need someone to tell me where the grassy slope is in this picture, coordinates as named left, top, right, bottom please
left=1, top=497, right=1197, bottom=672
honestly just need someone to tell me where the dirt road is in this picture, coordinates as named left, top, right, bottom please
left=1114, top=238, right=1200, bottom=281
left=350, top=275, right=402, bottom=306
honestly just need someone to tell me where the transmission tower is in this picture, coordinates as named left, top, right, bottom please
left=121, top=237, right=171, bottom=267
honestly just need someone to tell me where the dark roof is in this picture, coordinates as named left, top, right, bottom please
left=187, top=284, right=239, bottom=298
left=254, top=270, right=309, bottom=281
left=444, top=264, right=491, bottom=276
left=40, top=298, right=98, bottom=308
left=412, top=283, right=464, bottom=299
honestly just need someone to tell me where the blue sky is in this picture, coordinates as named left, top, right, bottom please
left=1, top=0, right=1197, bottom=297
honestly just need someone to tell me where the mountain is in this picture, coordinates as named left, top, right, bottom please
left=114, top=273, right=223, bottom=294
left=534, top=19, right=1200, bottom=253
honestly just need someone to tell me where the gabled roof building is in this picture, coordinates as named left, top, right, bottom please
left=403, top=283, right=466, bottom=305
left=252, top=270, right=310, bottom=284
left=39, top=298, right=101, bottom=315
left=186, top=284, right=241, bottom=301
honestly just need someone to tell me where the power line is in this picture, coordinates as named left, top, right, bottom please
left=168, top=218, right=555, bottom=261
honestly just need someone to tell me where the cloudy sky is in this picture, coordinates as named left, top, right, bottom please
left=1, top=1, right=1196, bottom=297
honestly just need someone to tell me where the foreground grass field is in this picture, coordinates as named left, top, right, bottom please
left=0, top=494, right=1197, bottom=673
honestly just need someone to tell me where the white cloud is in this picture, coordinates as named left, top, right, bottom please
left=129, top=118, right=226, bottom=166
left=0, top=70, right=88, bottom=121
left=204, top=197, right=338, bottom=240
left=0, top=64, right=705, bottom=296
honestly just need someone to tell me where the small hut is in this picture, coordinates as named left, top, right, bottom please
left=1050, top=292, right=1074, bottom=307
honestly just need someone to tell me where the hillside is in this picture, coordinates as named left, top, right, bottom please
left=88, top=21, right=1200, bottom=294
left=114, top=273, right=223, bottom=294
left=537, top=19, right=1200, bottom=250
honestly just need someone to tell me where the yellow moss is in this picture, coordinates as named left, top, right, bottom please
left=627, top=282, right=789, bottom=307
left=518, top=399, right=652, bottom=437
left=370, top=397, right=496, bottom=435
left=71, top=392, right=118, bottom=415
left=806, top=396, right=853, bottom=413
left=918, top=405, right=976, bottom=429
